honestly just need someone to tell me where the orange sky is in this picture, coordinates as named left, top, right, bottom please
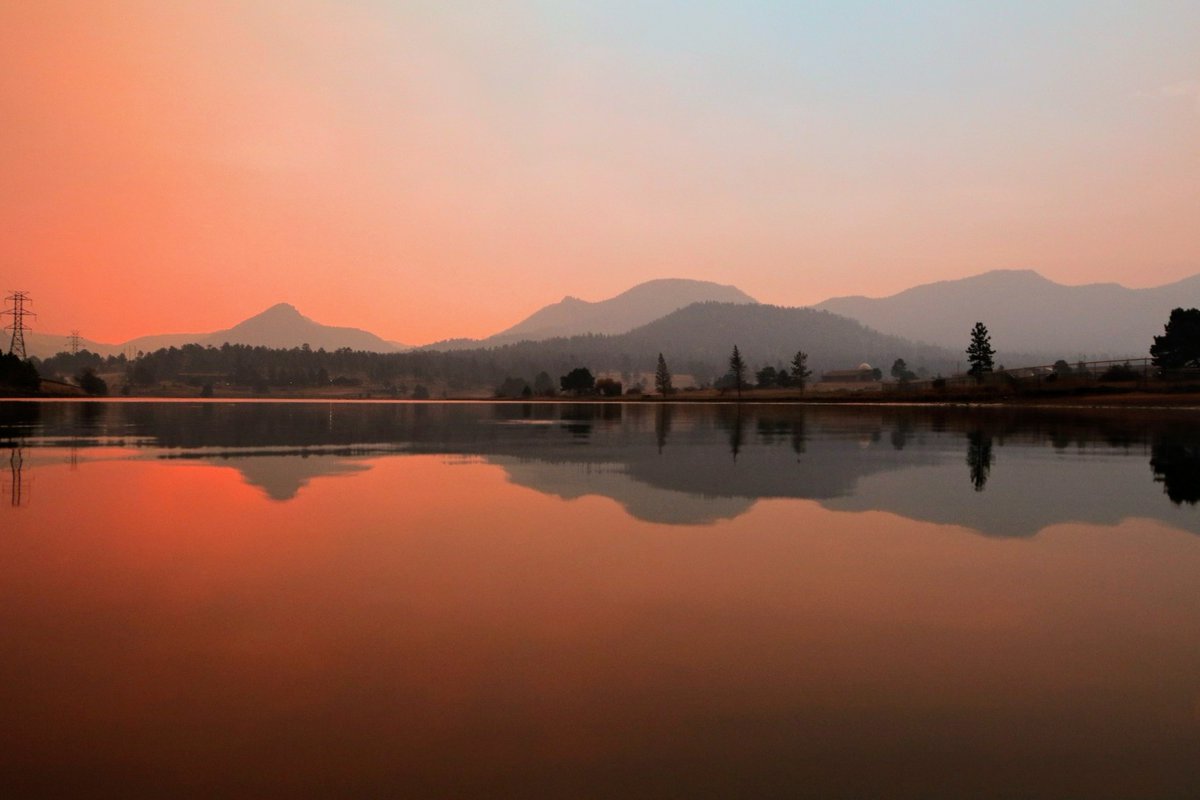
left=2, top=2, right=1198, bottom=344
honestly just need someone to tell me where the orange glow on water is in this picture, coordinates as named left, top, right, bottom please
left=2, top=452, right=1198, bottom=794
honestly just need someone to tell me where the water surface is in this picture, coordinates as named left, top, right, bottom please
left=2, top=401, right=1198, bottom=797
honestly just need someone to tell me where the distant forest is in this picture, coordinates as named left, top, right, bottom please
left=30, top=302, right=958, bottom=395
left=33, top=339, right=714, bottom=396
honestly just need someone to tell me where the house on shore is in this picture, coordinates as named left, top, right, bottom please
left=814, top=363, right=883, bottom=392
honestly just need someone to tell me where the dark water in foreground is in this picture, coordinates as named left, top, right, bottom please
left=2, top=400, right=1198, bottom=798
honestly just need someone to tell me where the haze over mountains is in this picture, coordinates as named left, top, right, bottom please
left=580, top=302, right=955, bottom=375
left=440, top=302, right=959, bottom=380
left=22, top=269, right=1199, bottom=368
left=426, top=278, right=756, bottom=350
left=26, top=303, right=406, bottom=360
left=816, top=270, right=1199, bottom=362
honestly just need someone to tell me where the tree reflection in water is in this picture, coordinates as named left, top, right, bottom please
left=966, top=429, right=993, bottom=492
left=716, top=405, right=745, bottom=461
left=654, top=404, right=671, bottom=454
left=1150, top=438, right=1200, bottom=505
left=4, top=401, right=1200, bottom=536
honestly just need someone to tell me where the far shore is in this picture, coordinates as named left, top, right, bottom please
left=6, top=382, right=1200, bottom=410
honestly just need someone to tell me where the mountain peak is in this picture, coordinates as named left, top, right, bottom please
left=621, top=277, right=754, bottom=296
left=258, top=302, right=303, bottom=317
left=484, top=278, right=757, bottom=344
left=969, top=269, right=1053, bottom=284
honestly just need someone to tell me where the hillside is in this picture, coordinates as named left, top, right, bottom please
left=200, top=303, right=401, bottom=352
left=427, top=278, right=757, bottom=350
left=816, top=269, right=1200, bottom=362
left=617, top=302, right=956, bottom=375
left=474, top=302, right=958, bottom=380
left=25, top=303, right=407, bottom=360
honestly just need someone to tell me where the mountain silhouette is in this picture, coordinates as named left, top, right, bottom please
left=199, top=303, right=402, bottom=352
left=26, top=303, right=408, bottom=359
left=612, top=302, right=955, bottom=375
left=815, top=269, right=1200, bottom=363
left=426, top=278, right=756, bottom=350
left=456, top=301, right=959, bottom=378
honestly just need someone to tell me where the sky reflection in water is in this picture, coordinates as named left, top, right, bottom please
left=1, top=401, right=1198, bottom=798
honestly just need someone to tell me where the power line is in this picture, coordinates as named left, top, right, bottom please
left=3, top=291, right=35, bottom=360
left=69, top=329, right=82, bottom=355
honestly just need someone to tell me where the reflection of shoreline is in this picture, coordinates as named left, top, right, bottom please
left=3, top=401, right=1199, bottom=535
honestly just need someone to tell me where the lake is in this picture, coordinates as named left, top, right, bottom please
left=2, top=400, right=1198, bottom=798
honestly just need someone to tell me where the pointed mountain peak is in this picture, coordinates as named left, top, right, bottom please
left=232, top=303, right=314, bottom=327
left=259, top=302, right=303, bottom=317
left=482, top=278, right=757, bottom=344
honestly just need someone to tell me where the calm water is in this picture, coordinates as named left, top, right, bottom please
left=2, top=400, right=1198, bottom=798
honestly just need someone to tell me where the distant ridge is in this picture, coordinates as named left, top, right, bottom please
left=426, top=278, right=757, bottom=350
left=454, top=301, right=959, bottom=379
left=25, top=303, right=407, bottom=360
left=201, top=303, right=401, bottom=352
left=814, top=269, right=1200, bottom=362
left=611, top=301, right=955, bottom=374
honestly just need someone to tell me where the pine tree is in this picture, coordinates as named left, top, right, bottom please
left=790, top=350, right=812, bottom=390
left=1150, top=308, right=1200, bottom=369
left=654, top=353, right=673, bottom=396
left=729, top=345, right=747, bottom=398
left=966, top=322, right=995, bottom=379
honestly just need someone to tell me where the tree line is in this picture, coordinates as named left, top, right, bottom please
left=8, top=307, right=1200, bottom=397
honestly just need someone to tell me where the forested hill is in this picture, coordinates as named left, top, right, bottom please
left=38, top=302, right=957, bottom=394
left=614, top=302, right=956, bottom=375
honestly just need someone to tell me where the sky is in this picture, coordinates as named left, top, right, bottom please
left=1, top=1, right=1198, bottom=345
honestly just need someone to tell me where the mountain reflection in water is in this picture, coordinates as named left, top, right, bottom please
left=3, top=400, right=1200, bottom=799
left=3, top=400, right=1198, bottom=537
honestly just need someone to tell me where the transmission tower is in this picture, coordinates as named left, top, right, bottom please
left=69, top=329, right=82, bottom=355
left=3, top=291, right=35, bottom=359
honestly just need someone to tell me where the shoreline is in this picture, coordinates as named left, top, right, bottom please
left=5, top=388, right=1200, bottom=410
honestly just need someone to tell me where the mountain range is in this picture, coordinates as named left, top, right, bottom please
left=816, top=269, right=1199, bottom=362
left=21, top=270, right=1199, bottom=368
left=26, top=303, right=406, bottom=360
left=425, top=278, right=756, bottom=350
left=431, top=301, right=959, bottom=380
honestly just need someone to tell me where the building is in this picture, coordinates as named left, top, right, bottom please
left=815, top=363, right=882, bottom=392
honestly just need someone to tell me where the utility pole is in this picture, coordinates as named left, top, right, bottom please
left=3, top=291, right=35, bottom=359
left=69, top=329, right=82, bottom=355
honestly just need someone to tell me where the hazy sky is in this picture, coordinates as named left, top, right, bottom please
left=2, top=1, right=1198, bottom=344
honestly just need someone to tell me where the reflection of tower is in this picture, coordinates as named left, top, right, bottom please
left=69, top=330, right=82, bottom=355
left=3, top=290, right=35, bottom=359
left=7, top=446, right=29, bottom=507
